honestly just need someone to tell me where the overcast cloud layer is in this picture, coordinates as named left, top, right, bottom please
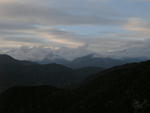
left=0, top=0, right=150, bottom=60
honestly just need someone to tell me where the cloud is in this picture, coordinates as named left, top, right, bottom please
left=4, top=45, right=93, bottom=61
left=0, top=26, right=85, bottom=49
left=0, top=0, right=149, bottom=59
left=123, top=17, right=150, bottom=32
left=0, top=0, right=124, bottom=26
left=128, top=0, right=150, bottom=2
left=0, top=0, right=125, bottom=51
left=108, top=39, right=150, bottom=58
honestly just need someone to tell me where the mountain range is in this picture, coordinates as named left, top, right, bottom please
left=0, top=57, right=150, bottom=113
left=40, top=54, right=149, bottom=68
left=0, top=54, right=103, bottom=93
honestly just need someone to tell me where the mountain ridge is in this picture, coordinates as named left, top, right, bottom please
left=0, top=59, right=150, bottom=113
left=0, top=54, right=103, bottom=93
left=40, top=54, right=149, bottom=69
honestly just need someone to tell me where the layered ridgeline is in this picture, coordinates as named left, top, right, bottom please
left=40, top=54, right=148, bottom=68
left=0, top=60, right=150, bottom=113
left=0, top=54, right=103, bottom=93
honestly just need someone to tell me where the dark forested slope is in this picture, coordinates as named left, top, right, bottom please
left=1, top=60, right=150, bottom=113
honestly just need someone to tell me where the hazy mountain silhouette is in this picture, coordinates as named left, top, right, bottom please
left=40, top=54, right=148, bottom=69
left=0, top=60, right=150, bottom=113
left=0, top=54, right=103, bottom=93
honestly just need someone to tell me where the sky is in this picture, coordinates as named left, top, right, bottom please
left=0, top=0, right=150, bottom=60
